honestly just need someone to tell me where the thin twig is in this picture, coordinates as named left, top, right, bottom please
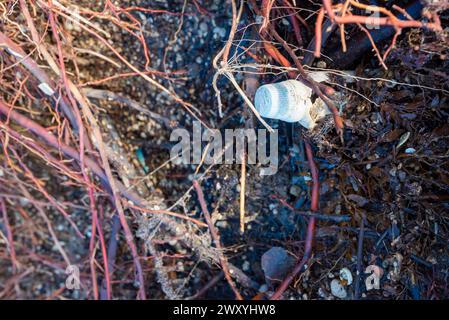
left=354, top=215, right=366, bottom=300
left=192, top=179, right=243, bottom=300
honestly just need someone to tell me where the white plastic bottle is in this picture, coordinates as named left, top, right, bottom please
left=254, top=73, right=330, bottom=129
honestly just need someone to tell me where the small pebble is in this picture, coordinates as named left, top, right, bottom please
left=318, top=287, right=327, bottom=299
left=199, top=22, right=208, bottom=33
left=289, top=185, right=301, bottom=197
left=213, top=27, right=226, bottom=38
left=216, top=221, right=228, bottom=228
left=259, top=284, right=268, bottom=293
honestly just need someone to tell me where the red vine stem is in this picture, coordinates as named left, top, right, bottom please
left=270, top=141, right=318, bottom=300
left=192, top=179, right=243, bottom=300
left=0, top=100, right=147, bottom=298
left=0, top=198, right=18, bottom=272
left=316, top=0, right=442, bottom=58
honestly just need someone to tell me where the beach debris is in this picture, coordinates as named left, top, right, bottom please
left=254, top=73, right=330, bottom=129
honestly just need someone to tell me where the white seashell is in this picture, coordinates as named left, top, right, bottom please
left=339, top=267, right=353, bottom=285
left=254, top=75, right=330, bottom=129
left=330, top=279, right=347, bottom=299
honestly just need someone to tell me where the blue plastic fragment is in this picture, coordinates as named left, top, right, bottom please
left=136, top=148, right=149, bottom=173
left=410, top=283, right=421, bottom=300
left=294, top=196, right=306, bottom=209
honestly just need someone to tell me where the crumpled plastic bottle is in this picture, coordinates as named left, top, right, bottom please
left=254, top=72, right=331, bottom=129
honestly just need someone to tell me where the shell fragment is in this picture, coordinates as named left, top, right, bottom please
left=330, top=279, right=347, bottom=299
